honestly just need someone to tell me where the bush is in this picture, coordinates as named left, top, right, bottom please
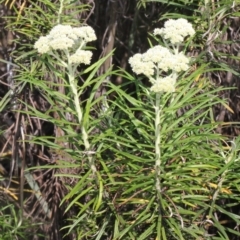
left=0, top=0, right=240, bottom=239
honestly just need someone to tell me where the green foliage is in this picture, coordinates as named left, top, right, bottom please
left=138, top=0, right=199, bottom=10
left=1, top=0, right=240, bottom=239
left=0, top=202, right=40, bottom=239
left=84, top=66, right=234, bottom=239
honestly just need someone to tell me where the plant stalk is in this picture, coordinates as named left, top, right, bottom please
left=155, top=92, right=161, bottom=194
left=155, top=92, right=163, bottom=235
left=68, top=68, right=96, bottom=174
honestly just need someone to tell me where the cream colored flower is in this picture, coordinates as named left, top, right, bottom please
left=34, top=36, right=50, bottom=54
left=48, top=25, right=78, bottom=50
left=129, top=53, right=155, bottom=77
left=73, top=26, right=97, bottom=42
left=171, top=52, right=190, bottom=72
left=150, top=76, right=176, bottom=93
left=49, top=36, right=75, bottom=50
left=143, top=45, right=175, bottom=72
left=154, top=18, right=195, bottom=44
left=49, top=25, right=77, bottom=40
left=69, top=50, right=93, bottom=65
left=143, top=45, right=172, bottom=63
left=34, top=24, right=96, bottom=54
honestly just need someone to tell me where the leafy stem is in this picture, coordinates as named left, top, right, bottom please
left=155, top=92, right=162, bottom=195
left=67, top=66, right=96, bottom=174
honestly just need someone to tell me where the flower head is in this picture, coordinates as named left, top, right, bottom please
left=129, top=19, right=194, bottom=94
left=69, top=49, right=93, bottom=65
left=143, top=45, right=172, bottom=63
left=48, top=36, right=75, bottom=50
left=154, top=18, right=195, bottom=44
left=129, top=53, right=155, bottom=77
left=34, top=24, right=96, bottom=54
left=73, top=26, right=97, bottom=42
left=34, top=36, right=51, bottom=54
left=171, top=52, right=190, bottom=72
left=143, top=45, right=174, bottom=72
left=49, top=25, right=77, bottom=40
left=47, top=25, right=77, bottom=50
left=150, top=76, right=177, bottom=93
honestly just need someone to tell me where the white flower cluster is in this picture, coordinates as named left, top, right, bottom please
left=154, top=18, right=195, bottom=44
left=129, top=18, right=194, bottom=93
left=34, top=24, right=96, bottom=65
left=73, top=26, right=97, bottom=43
left=129, top=53, right=154, bottom=77
left=129, top=45, right=189, bottom=77
left=171, top=52, right=189, bottom=72
left=69, top=49, right=92, bottom=65
left=143, top=46, right=172, bottom=72
left=34, top=36, right=51, bottom=54
left=150, top=76, right=176, bottom=93
left=129, top=45, right=190, bottom=92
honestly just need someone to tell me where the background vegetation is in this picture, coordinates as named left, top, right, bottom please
left=0, top=0, right=240, bottom=239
